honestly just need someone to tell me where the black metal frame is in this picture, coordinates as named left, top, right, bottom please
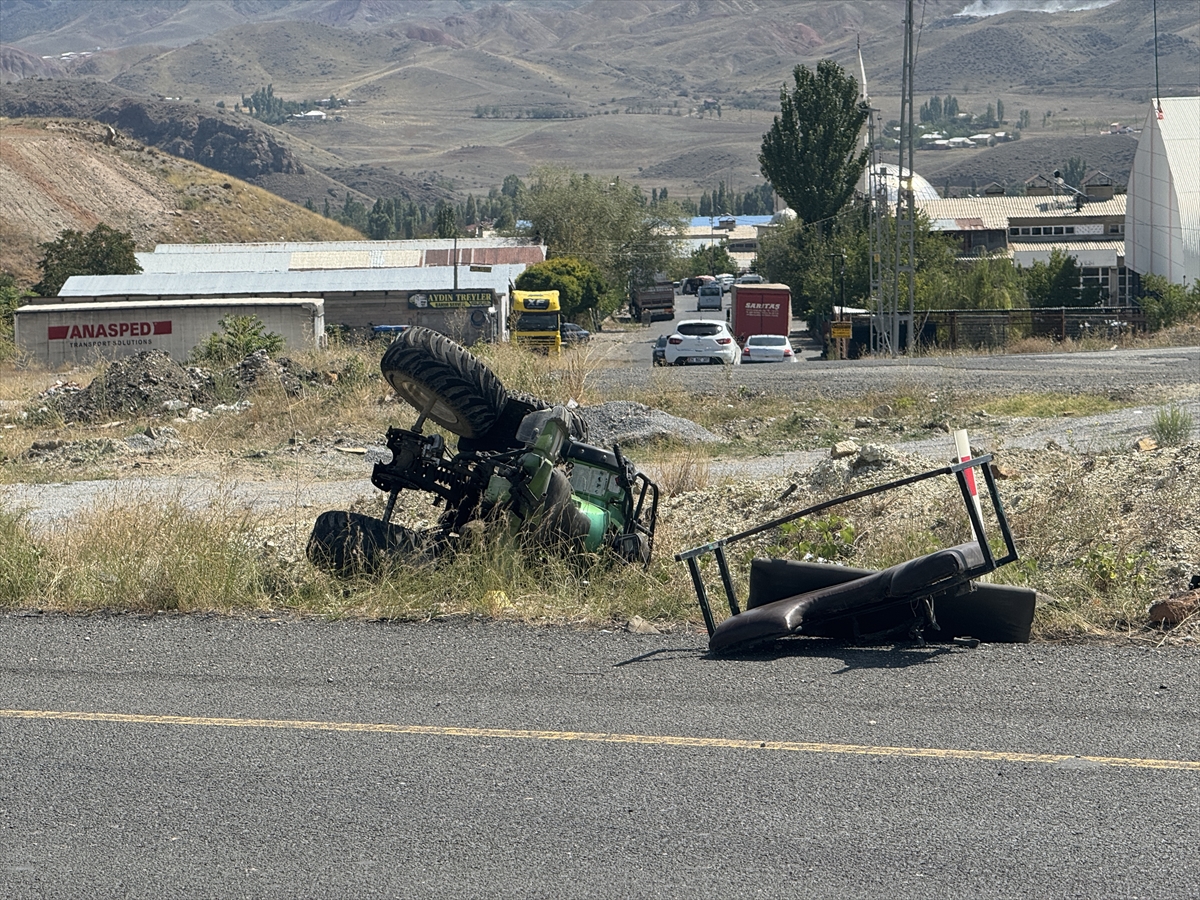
left=676, top=455, right=1017, bottom=636
left=368, top=425, right=661, bottom=566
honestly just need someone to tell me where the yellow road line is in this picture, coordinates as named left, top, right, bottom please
left=4, top=708, right=1198, bottom=772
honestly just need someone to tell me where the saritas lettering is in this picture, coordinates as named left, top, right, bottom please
left=48, top=321, right=173, bottom=340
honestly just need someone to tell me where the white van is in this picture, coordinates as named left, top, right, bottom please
left=696, top=283, right=723, bottom=310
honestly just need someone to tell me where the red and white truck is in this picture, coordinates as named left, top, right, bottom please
left=729, top=283, right=792, bottom=345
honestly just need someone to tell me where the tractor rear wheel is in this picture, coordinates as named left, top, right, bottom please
left=306, top=510, right=434, bottom=575
left=380, top=327, right=508, bottom=438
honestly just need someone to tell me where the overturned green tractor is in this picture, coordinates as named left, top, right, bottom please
left=307, top=327, right=659, bottom=575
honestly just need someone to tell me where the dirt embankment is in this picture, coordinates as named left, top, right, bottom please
left=0, top=117, right=363, bottom=284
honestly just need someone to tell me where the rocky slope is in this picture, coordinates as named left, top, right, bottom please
left=0, top=117, right=363, bottom=284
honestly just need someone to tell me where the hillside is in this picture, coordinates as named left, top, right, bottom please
left=2, top=0, right=1196, bottom=204
left=0, top=117, right=363, bottom=285
left=0, top=80, right=451, bottom=210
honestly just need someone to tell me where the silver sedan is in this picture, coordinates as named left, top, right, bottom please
left=740, top=333, right=797, bottom=363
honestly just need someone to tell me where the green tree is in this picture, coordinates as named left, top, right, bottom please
left=434, top=202, right=458, bottom=238
left=757, top=204, right=963, bottom=323
left=33, top=224, right=141, bottom=297
left=0, top=272, right=31, bottom=362
left=520, top=166, right=685, bottom=300
left=682, top=244, right=738, bottom=278
left=501, top=174, right=525, bottom=201
left=368, top=198, right=394, bottom=240
left=1061, top=157, right=1087, bottom=190
left=514, top=257, right=609, bottom=319
left=337, top=193, right=368, bottom=233
left=996, top=99, right=1005, bottom=123
left=1024, top=249, right=1089, bottom=307
left=1139, top=274, right=1200, bottom=330
left=759, top=59, right=869, bottom=229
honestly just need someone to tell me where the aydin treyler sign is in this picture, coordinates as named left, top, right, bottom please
left=407, top=290, right=495, bottom=309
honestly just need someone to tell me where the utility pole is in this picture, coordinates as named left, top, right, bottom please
left=860, top=36, right=891, bottom=357
left=893, top=0, right=917, bottom=355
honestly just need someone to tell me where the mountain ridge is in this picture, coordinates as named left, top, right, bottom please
left=2, top=1, right=1195, bottom=211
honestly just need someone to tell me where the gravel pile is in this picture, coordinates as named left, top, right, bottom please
left=40, top=350, right=328, bottom=423
left=580, top=400, right=721, bottom=447
left=50, top=350, right=213, bottom=423
left=227, top=350, right=316, bottom=397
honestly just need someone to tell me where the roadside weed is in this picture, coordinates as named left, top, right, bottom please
left=1151, top=403, right=1194, bottom=447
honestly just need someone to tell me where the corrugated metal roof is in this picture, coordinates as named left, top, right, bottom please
left=379, top=250, right=423, bottom=268
left=917, top=195, right=1127, bottom=230
left=289, top=251, right=371, bottom=270
left=1008, top=239, right=1125, bottom=254
left=151, top=238, right=545, bottom=254
left=136, top=244, right=542, bottom=274
left=60, top=265, right=531, bottom=297
left=931, top=217, right=987, bottom=231
left=137, top=251, right=291, bottom=274
left=18, top=297, right=324, bottom=313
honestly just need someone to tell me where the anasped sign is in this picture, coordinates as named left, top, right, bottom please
left=15, top=298, right=324, bottom=366
left=48, top=320, right=173, bottom=346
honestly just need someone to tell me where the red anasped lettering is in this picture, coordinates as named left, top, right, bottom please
left=48, top=321, right=171, bottom=340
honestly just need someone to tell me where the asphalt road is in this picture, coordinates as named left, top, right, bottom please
left=3, top=614, right=1198, bottom=899
left=592, top=299, right=1200, bottom=398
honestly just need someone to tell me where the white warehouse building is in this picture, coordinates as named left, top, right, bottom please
left=1125, top=97, right=1200, bottom=288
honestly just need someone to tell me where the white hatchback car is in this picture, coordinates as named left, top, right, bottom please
left=665, top=319, right=741, bottom=366
left=741, top=333, right=797, bottom=363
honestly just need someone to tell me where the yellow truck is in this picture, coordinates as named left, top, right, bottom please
left=511, top=289, right=562, bottom=354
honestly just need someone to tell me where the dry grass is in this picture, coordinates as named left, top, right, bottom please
left=641, top=448, right=712, bottom=497
left=0, top=493, right=699, bottom=626
left=0, top=495, right=271, bottom=613
left=2, top=336, right=1198, bottom=645
left=470, top=340, right=600, bottom=406
left=2, top=437, right=1197, bottom=644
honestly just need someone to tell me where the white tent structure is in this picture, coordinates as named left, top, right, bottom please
left=858, top=163, right=940, bottom=204
left=1125, top=97, right=1200, bottom=287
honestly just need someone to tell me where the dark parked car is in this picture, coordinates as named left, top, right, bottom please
left=560, top=322, right=591, bottom=344
left=652, top=334, right=668, bottom=366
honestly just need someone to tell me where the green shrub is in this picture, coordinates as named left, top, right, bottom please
left=191, top=314, right=284, bottom=365
left=0, top=273, right=26, bottom=364
left=1151, top=403, right=1194, bottom=447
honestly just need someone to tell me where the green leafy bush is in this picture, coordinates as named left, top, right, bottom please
left=0, top=273, right=27, bottom=363
left=191, top=314, right=284, bottom=365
